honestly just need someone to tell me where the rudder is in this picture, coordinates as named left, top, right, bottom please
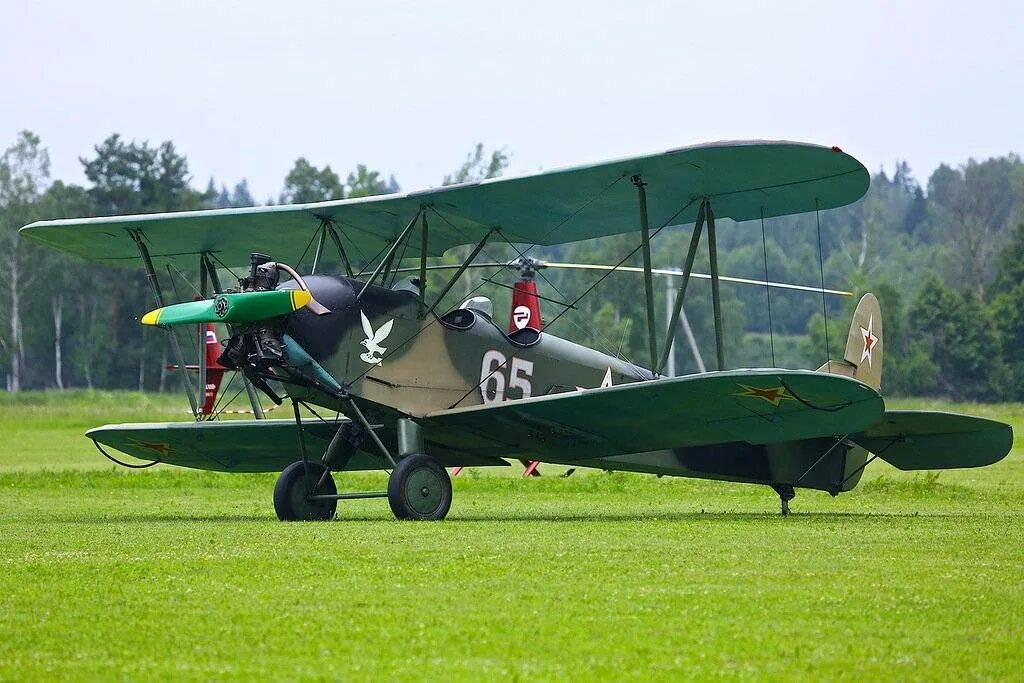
left=817, top=293, right=882, bottom=390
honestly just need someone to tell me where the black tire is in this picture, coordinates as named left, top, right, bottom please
left=387, top=454, right=452, bottom=521
left=273, top=461, right=337, bottom=521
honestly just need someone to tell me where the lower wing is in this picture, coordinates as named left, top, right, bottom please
left=87, top=419, right=508, bottom=472
left=420, top=369, right=885, bottom=462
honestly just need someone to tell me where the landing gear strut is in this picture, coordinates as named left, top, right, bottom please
left=771, top=484, right=796, bottom=516
left=278, top=399, right=452, bottom=522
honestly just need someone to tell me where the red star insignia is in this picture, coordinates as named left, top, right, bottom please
left=860, top=314, right=878, bottom=367
left=127, top=439, right=176, bottom=456
left=735, top=384, right=794, bottom=407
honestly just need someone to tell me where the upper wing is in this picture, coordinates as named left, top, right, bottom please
left=419, top=369, right=884, bottom=462
left=20, top=141, right=868, bottom=268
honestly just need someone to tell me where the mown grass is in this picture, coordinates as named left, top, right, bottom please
left=1, top=392, right=1022, bottom=680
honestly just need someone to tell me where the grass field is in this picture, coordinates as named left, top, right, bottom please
left=1, top=392, right=1022, bottom=679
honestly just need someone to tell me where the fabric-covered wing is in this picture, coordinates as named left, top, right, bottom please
left=87, top=419, right=509, bottom=473
left=420, top=370, right=884, bottom=462
left=21, top=140, right=868, bottom=268
left=851, top=411, right=1012, bottom=470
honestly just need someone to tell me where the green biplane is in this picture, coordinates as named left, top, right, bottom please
left=21, top=140, right=1013, bottom=520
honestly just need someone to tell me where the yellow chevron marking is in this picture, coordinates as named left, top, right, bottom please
left=290, top=289, right=312, bottom=310
left=140, top=308, right=163, bottom=325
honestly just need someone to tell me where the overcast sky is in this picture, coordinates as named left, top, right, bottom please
left=2, top=0, right=1021, bottom=202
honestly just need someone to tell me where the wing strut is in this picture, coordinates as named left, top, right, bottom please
left=357, top=208, right=423, bottom=300
left=130, top=229, right=200, bottom=419
left=321, top=219, right=355, bottom=278
left=423, top=227, right=493, bottom=317
left=652, top=197, right=724, bottom=373
left=658, top=200, right=707, bottom=374
left=707, top=202, right=725, bottom=371
left=418, top=211, right=429, bottom=317
left=310, top=224, right=327, bottom=274
left=197, top=253, right=208, bottom=415
left=633, top=175, right=659, bottom=373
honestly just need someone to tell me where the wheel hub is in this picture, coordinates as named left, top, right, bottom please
left=406, top=467, right=443, bottom=515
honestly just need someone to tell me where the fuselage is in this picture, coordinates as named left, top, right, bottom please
left=271, top=274, right=868, bottom=495
left=279, top=274, right=652, bottom=417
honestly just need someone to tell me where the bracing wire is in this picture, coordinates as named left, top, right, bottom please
left=445, top=195, right=700, bottom=410
left=208, top=252, right=241, bottom=282
left=386, top=224, right=414, bottom=288
left=164, top=264, right=201, bottom=361
left=294, top=224, right=321, bottom=271
left=207, top=370, right=239, bottom=420
left=493, top=230, right=644, bottom=374
left=543, top=196, right=699, bottom=332
left=760, top=207, right=776, bottom=367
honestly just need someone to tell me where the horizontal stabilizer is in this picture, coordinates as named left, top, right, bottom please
left=851, top=411, right=1012, bottom=470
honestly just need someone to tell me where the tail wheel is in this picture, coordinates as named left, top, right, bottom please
left=274, top=461, right=337, bottom=521
left=387, top=454, right=452, bottom=521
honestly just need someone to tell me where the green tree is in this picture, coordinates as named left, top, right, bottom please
left=925, top=156, right=1024, bottom=301
left=280, top=158, right=344, bottom=204
left=0, top=131, right=52, bottom=391
left=82, top=135, right=208, bottom=215
left=207, top=178, right=255, bottom=208
left=443, top=144, right=509, bottom=186
left=987, top=220, right=1024, bottom=398
left=908, top=276, right=1004, bottom=400
left=34, top=181, right=93, bottom=389
left=346, top=164, right=399, bottom=198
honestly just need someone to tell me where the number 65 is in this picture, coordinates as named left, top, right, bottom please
left=480, top=350, right=533, bottom=404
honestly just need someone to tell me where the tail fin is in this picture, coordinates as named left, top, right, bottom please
left=817, top=293, right=882, bottom=391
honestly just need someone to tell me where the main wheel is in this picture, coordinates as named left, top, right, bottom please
left=387, top=454, right=452, bottom=521
left=274, top=461, right=337, bottom=521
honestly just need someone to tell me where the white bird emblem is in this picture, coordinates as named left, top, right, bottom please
left=359, top=311, right=394, bottom=365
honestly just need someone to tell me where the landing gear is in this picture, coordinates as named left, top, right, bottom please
left=274, top=461, right=338, bottom=521
left=771, top=484, right=796, bottom=516
left=280, top=402, right=450, bottom=522
left=387, top=454, right=452, bottom=521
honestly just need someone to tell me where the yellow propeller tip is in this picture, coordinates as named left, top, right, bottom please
left=140, top=309, right=162, bottom=325
left=290, top=289, right=312, bottom=310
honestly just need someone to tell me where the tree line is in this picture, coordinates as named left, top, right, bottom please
left=1, top=130, right=1022, bottom=402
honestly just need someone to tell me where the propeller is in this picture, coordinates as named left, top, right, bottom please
left=140, top=289, right=314, bottom=326
left=138, top=254, right=330, bottom=328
